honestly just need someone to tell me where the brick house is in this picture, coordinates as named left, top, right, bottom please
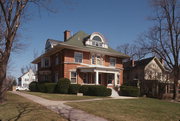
left=32, top=30, right=129, bottom=87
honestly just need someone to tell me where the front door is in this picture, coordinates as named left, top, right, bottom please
left=107, top=74, right=114, bottom=85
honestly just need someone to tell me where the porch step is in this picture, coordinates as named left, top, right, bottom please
left=109, top=88, right=119, bottom=97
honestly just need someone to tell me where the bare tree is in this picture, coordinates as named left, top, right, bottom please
left=117, top=43, right=147, bottom=60
left=139, top=0, right=180, bottom=100
left=0, top=0, right=54, bottom=103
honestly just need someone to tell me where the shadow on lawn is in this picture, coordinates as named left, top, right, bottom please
left=7, top=103, right=38, bottom=121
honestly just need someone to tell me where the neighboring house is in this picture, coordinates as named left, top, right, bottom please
left=123, top=57, right=173, bottom=97
left=32, top=30, right=129, bottom=87
left=18, top=69, right=36, bottom=89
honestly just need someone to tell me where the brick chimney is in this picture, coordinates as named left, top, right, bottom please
left=64, top=30, right=71, bottom=42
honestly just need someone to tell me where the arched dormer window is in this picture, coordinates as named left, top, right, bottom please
left=92, top=36, right=102, bottom=42
left=85, top=32, right=108, bottom=48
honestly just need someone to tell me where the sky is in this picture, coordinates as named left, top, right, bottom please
left=10, top=0, right=153, bottom=78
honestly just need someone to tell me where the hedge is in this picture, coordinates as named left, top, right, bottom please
left=120, top=85, right=140, bottom=97
left=68, top=84, right=81, bottom=94
left=29, top=81, right=38, bottom=92
left=56, top=78, right=70, bottom=94
left=44, top=83, right=56, bottom=93
left=79, top=85, right=112, bottom=96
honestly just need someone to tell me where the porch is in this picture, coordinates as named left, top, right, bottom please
left=77, top=67, right=121, bottom=87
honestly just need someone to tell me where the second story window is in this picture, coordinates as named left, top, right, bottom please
left=74, top=52, right=83, bottom=63
left=110, top=57, right=116, bottom=67
left=44, top=58, right=50, bottom=67
left=91, top=55, right=95, bottom=64
left=41, top=57, right=50, bottom=68
left=96, top=55, right=101, bottom=65
left=55, top=54, right=59, bottom=65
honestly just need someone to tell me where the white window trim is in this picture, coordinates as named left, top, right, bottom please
left=74, top=52, right=83, bottom=63
left=70, top=71, right=77, bottom=84
left=109, top=57, right=116, bottom=67
left=91, top=54, right=96, bottom=65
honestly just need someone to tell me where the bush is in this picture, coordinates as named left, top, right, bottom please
left=44, top=83, right=57, bottom=93
left=120, top=85, right=140, bottom=97
left=79, top=85, right=111, bottom=96
left=37, top=83, right=46, bottom=92
left=56, top=78, right=70, bottom=94
left=105, top=88, right=112, bottom=96
left=79, top=85, right=91, bottom=95
left=29, top=81, right=38, bottom=92
left=68, top=84, right=81, bottom=94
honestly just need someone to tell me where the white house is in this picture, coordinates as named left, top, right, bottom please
left=17, top=69, right=36, bottom=90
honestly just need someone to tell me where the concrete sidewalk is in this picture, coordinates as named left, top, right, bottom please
left=11, top=91, right=137, bottom=121
left=11, top=91, right=108, bottom=121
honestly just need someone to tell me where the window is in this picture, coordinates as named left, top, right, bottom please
left=74, top=52, right=83, bottom=63
left=92, top=36, right=102, bottom=42
left=55, top=72, right=58, bottom=82
left=55, top=54, right=59, bottom=65
left=91, top=55, right=95, bottom=64
left=110, top=57, right=116, bottom=67
left=44, top=58, right=50, bottom=67
left=96, top=56, right=101, bottom=65
left=70, top=72, right=77, bottom=83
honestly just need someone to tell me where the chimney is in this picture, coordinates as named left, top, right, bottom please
left=64, top=30, right=71, bottom=42
left=131, top=59, right=135, bottom=67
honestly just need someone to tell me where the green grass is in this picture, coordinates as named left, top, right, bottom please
left=0, top=92, right=67, bottom=121
left=22, top=91, right=107, bottom=101
left=66, top=98, right=180, bottom=121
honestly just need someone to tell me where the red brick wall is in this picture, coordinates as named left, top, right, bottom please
left=38, top=48, right=124, bottom=85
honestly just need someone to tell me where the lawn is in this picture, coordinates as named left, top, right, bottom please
left=0, top=92, right=66, bottom=121
left=66, top=98, right=180, bottom=121
left=22, top=91, right=107, bottom=101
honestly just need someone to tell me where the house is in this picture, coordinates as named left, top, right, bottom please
left=32, top=30, right=129, bottom=87
left=123, top=57, right=173, bottom=97
left=17, top=69, right=36, bottom=90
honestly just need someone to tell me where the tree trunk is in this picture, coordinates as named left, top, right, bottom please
left=0, top=62, right=7, bottom=103
left=173, top=68, right=179, bottom=100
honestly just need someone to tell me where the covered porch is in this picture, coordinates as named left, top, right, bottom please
left=77, top=67, right=121, bottom=87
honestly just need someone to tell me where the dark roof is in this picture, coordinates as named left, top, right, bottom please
left=32, top=31, right=129, bottom=63
left=123, top=56, right=155, bottom=70
left=53, top=31, right=129, bottom=58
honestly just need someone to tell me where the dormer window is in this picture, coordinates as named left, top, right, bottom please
left=92, top=36, right=102, bottom=42
left=85, top=32, right=108, bottom=48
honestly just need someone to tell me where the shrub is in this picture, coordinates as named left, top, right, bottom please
left=79, top=85, right=91, bottom=95
left=79, top=85, right=111, bottom=96
left=56, top=78, right=70, bottom=94
left=29, top=81, right=38, bottom=92
left=44, top=83, right=57, bottom=93
left=37, top=83, right=46, bottom=92
left=120, top=85, right=140, bottom=97
left=68, top=84, right=81, bottom=94
left=105, top=88, right=112, bottom=96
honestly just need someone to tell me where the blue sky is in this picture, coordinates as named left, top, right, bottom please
left=11, top=0, right=153, bottom=78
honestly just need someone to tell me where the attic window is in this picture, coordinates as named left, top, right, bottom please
left=92, top=36, right=102, bottom=42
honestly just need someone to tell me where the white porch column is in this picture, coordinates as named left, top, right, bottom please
left=96, top=71, right=99, bottom=85
left=114, top=73, right=117, bottom=86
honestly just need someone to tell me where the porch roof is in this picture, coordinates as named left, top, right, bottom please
left=77, top=66, right=120, bottom=73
